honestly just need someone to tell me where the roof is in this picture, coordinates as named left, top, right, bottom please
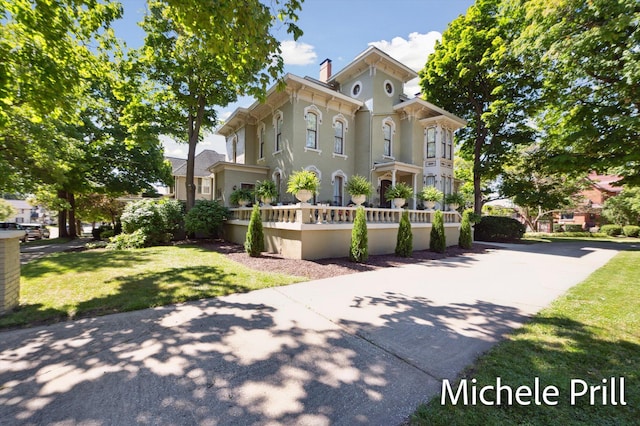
left=329, top=46, right=418, bottom=84
left=172, top=150, right=225, bottom=177
left=394, top=97, right=467, bottom=128
left=587, top=172, right=623, bottom=193
left=166, top=157, right=186, bottom=173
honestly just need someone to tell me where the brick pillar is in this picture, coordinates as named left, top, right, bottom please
left=0, top=231, right=22, bottom=315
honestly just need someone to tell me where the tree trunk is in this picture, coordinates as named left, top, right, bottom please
left=185, top=96, right=207, bottom=211
left=57, top=190, right=69, bottom=238
left=473, top=134, right=484, bottom=216
left=67, top=192, right=77, bottom=239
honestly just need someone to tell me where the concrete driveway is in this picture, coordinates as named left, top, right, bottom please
left=0, top=242, right=625, bottom=425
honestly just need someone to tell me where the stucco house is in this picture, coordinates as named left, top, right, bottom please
left=213, top=46, right=466, bottom=209
left=164, top=150, right=225, bottom=201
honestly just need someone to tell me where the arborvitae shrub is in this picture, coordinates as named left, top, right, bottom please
left=459, top=209, right=473, bottom=249
left=245, top=204, right=265, bottom=257
left=430, top=210, right=446, bottom=253
left=474, top=216, right=526, bottom=242
left=395, top=210, right=413, bottom=257
left=349, top=206, right=368, bottom=263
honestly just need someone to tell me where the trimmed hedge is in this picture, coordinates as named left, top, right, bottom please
left=395, top=210, right=413, bottom=257
left=600, top=224, right=623, bottom=237
left=564, top=224, right=584, bottom=232
left=553, top=223, right=564, bottom=233
left=349, top=207, right=368, bottom=263
left=430, top=210, right=446, bottom=253
left=623, top=225, right=640, bottom=237
left=474, top=216, right=526, bottom=242
left=245, top=204, right=265, bottom=257
left=458, top=210, right=473, bottom=249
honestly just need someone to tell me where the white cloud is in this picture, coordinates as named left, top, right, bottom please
left=368, top=31, right=441, bottom=72
left=280, top=40, right=318, bottom=66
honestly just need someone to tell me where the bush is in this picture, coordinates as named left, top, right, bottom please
left=458, top=210, right=473, bottom=249
left=430, top=210, right=446, bottom=253
left=623, top=225, right=640, bottom=237
left=120, top=199, right=183, bottom=246
left=474, top=216, right=526, bottom=242
left=107, top=229, right=149, bottom=250
left=245, top=204, right=265, bottom=257
left=100, top=229, right=115, bottom=240
left=92, top=224, right=113, bottom=240
left=564, top=224, right=584, bottom=232
left=395, top=210, right=412, bottom=257
left=349, top=207, right=368, bottom=263
left=600, top=224, right=623, bottom=237
left=553, top=223, right=564, bottom=233
left=184, top=200, right=230, bottom=238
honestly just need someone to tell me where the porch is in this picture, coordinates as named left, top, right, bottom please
left=224, top=204, right=462, bottom=260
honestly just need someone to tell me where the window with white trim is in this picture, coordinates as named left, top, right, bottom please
left=425, top=175, right=435, bottom=187
left=274, top=112, right=283, bottom=152
left=382, top=118, right=396, bottom=158
left=441, top=129, right=446, bottom=159
left=201, top=178, right=211, bottom=195
left=333, top=175, right=344, bottom=206
left=306, top=111, right=318, bottom=149
left=446, top=129, right=453, bottom=160
left=334, top=120, right=344, bottom=155
left=258, top=124, right=265, bottom=160
left=426, top=127, right=436, bottom=158
left=272, top=169, right=283, bottom=203
left=232, top=136, right=238, bottom=163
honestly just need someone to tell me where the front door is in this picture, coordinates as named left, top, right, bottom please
left=380, top=179, right=392, bottom=208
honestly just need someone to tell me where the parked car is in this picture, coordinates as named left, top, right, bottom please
left=21, top=223, right=50, bottom=240
left=0, top=222, right=28, bottom=242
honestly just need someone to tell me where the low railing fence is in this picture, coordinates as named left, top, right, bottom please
left=229, top=204, right=460, bottom=225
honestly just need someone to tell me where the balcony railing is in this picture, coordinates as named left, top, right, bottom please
left=229, top=204, right=461, bottom=225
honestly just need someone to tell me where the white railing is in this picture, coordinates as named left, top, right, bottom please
left=229, top=204, right=460, bottom=225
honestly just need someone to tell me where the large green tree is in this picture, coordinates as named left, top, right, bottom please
left=419, top=0, right=537, bottom=215
left=517, top=0, right=640, bottom=185
left=139, top=0, right=304, bottom=210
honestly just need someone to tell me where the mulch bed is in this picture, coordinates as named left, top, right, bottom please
left=183, top=239, right=496, bottom=281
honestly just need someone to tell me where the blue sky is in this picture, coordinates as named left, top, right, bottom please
left=112, top=0, right=475, bottom=158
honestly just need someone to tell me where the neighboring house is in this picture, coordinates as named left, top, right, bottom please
left=164, top=150, right=225, bottom=201
left=1, top=199, right=38, bottom=223
left=557, top=172, right=622, bottom=229
left=213, top=46, right=466, bottom=208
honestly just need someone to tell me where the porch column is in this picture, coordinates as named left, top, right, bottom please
left=412, top=173, right=418, bottom=209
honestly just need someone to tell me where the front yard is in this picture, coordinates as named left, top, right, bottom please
left=1, top=245, right=303, bottom=330
left=411, top=249, right=640, bottom=425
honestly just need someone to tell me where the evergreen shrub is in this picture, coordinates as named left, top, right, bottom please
left=600, top=224, right=623, bottom=237
left=395, top=210, right=412, bottom=257
left=474, top=216, right=526, bottom=242
left=458, top=209, right=473, bottom=249
left=245, top=204, right=265, bottom=257
left=430, top=210, right=446, bottom=253
left=349, top=206, right=368, bottom=263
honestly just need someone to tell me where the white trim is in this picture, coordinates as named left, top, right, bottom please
left=332, top=113, right=348, bottom=131
left=382, top=116, right=396, bottom=158
left=257, top=122, right=266, bottom=161
left=303, top=104, right=323, bottom=124
left=351, top=80, right=363, bottom=98
left=304, top=165, right=322, bottom=181
left=304, top=147, right=322, bottom=155
left=332, top=153, right=348, bottom=159
left=383, top=79, right=394, bottom=97
left=273, top=110, right=283, bottom=153
left=331, top=169, right=348, bottom=185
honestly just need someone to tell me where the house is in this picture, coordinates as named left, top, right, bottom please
left=1, top=199, right=39, bottom=223
left=213, top=46, right=466, bottom=209
left=557, top=172, right=623, bottom=229
left=163, top=150, right=225, bottom=201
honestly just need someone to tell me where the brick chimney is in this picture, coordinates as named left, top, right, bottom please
left=319, top=58, right=332, bottom=83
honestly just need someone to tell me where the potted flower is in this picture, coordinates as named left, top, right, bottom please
left=287, top=169, right=320, bottom=203
left=255, top=180, right=278, bottom=206
left=419, top=186, right=443, bottom=210
left=384, top=182, right=413, bottom=208
left=345, top=175, right=374, bottom=206
left=444, top=192, right=466, bottom=211
left=230, top=187, right=254, bottom=207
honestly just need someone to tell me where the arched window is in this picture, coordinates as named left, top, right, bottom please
left=334, top=120, right=344, bottom=154
left=306, top=111, right=318, bottom=149
left=257, top=123, right=265, bottom=160
left=231, top=135, right=238, bottom=163
left=272, top=168, right=283, bottom=203
left=426, top=127, right=436, bottom=158
left=331, top=170, right=347, bottom=206
left=382, top=117, right=395, bottom=158
left=273, top=111, right=283, bottom=152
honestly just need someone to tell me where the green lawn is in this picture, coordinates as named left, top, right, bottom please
left=1, top=245, right=303, bottom=329
left=411, top=250, right=639, bottom=425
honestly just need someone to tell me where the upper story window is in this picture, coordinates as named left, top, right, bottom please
left=258, top=124, right=265, bottom=160
left=382, top=117, right=395, bottom=158
left=383, top=80, right=394, bottom=97
left=425, top=175, right=435, bottom=187
left=306, top=111, right=318, bottom=149
left=273, top=111, right=283, bottom=152
left=441, top=129, right=446, bottom=159
left=200, top=177, right=211, bottom=195
left=334, top=120, right=344, bottom=155
left=231, top=136, right=238, bottom=163
left=426, top=127, right=436, bottom=158
left=351, top=81, right=362, bottom=97
left=446, top=129, right=453, bottom=160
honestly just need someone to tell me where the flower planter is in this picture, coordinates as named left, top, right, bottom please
left=261, top=197, right=272, bottom=206
left=424, top=201, right=436, bottom=210
left=238, top=199, right=250, bottom=207
left=351, top=194, right=366, bottom=206
left=448, top=203, right=459, bottom=211
left=393, top=198, right=406, bottom=208
left=295, top=189, right=313, bottom=204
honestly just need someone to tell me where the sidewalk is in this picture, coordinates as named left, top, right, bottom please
left=0, top=242, right=622, bottom=425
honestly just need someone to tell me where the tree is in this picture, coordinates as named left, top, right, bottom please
left=419, top=0, right=537, bottom=215
left=245, top=204, right=265, bottom=257
left=349, top=207, right=368, bottom=263
left=430, top=210, right=446, bottom=253
left=139, top=0, right=304, bottom=211
left=499, top=146, right=585, bottom=231
left=395, top=210, right=413, bottom=257
left=459, top=210, right=473, bottom=249
left=0, top=199, right=15, bottom=221
left=0, top=0, right=123, bottom=192
left=516, top=0, right=640, bottom=185
left=602, top=187, right=640, bottom=226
